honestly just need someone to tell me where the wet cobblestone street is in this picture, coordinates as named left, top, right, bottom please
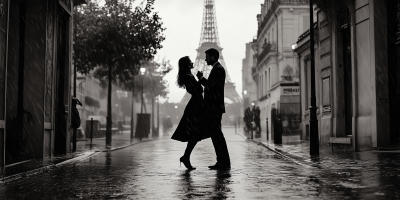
left=0, top=128, right=399, bottom=199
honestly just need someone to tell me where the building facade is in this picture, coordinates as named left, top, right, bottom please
left=242, top=41, right=258, bottom=111
left=294, top=0, right=400, bottom=151
left=76, top=72, right=101, bottom=131
left=252, top=0, right=310, bottom=141
left=0, top=0, right=85, bottom=172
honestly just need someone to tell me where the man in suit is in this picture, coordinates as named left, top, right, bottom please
left=196, top=48, right=231, bottom=170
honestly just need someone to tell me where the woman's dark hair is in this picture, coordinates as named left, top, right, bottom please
left=176, top=56, right=191, bottom=89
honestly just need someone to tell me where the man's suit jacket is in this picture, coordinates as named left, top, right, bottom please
left=199, top=62, right=226, bottom=113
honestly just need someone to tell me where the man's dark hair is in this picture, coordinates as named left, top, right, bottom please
left=205, top=48, right=219, bottom=60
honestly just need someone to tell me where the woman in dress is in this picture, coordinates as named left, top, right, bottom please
left=171, top=56, right=209, bottom=170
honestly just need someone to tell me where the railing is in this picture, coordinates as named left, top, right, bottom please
left=259, top=93, right=271, bottom=102
left=281, top=75, right=293, bottom=81
left=257, top=0, right=309, bottom=37
left=257, top=41, right=277, bottom=63
left=297, top=22, right=318, bottom=42
left=252, top=67, right=257, bottom=75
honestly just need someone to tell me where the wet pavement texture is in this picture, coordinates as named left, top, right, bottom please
left=0, top=128, right=399, bottom=199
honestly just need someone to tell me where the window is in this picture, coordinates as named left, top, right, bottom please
left=258, top=76, right=261, bottom=97
left=306, top=59, right=311, bottom=109
left=272, top=27, right=274, bottom=42
left=322, top=77, right=331, bottom=109
left=261, top=72, right=264, bottom=96
left=78, top=82, right=84, bottom=93
left=303, top=15, right=310, bottom=33
left=265, top=70, right=267, bottom=94
left=260, top=75, right=262, bottom=96
left=268, top=68, right=271, bottom=89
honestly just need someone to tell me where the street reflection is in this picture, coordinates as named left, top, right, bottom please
left=179, top=170, right=194, bottom=199
left=1, top=131, right=400, bottom=199
left=213, top=170, right=232, bottom=198
left=105, top=151, right=112, bottom=166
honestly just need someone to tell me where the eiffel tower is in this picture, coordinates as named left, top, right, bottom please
left=180, top=0, right=241, bottom=108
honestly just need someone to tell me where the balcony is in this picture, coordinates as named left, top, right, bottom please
left=257, top=41, right=277, bottom=63
left=259, top=93, right=271, bottom=102
left=252, top=66, right=257, bottom=76
left=257, top=0, right=309, bottom=36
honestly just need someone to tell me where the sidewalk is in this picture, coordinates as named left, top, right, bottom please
left=75, top=130, right=162, bottom=153
left=0, top=129, right=172, bottom=183
left=237, top=129, right=400, bottom=170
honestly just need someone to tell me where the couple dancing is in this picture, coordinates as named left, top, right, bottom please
left=171, top=48, right=231, bottom=170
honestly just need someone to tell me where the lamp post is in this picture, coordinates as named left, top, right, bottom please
left=174, top=105, right=178, bottom=124
left=156, top=96, right=160, bottom=136
left=291, top=43, right=297, bottom=78
left=250, top=102, right=255, bottom=139
left=243, top=90, right=248, bottom=108
left=115, top=103, right=119, bottom=134
left=140, top=67, right=146, bottom=114
left=130, top=76, right=135, bottom=139
left=309, top=0, right=319, bottom=156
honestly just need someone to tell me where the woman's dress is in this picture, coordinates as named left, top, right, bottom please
left=171, top=74, right=209, bottom=142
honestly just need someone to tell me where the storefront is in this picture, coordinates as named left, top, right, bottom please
left=295, top=0, right=400, bottom=152
left=0, top=0, right=84, bottom=173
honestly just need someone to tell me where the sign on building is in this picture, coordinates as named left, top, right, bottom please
left=281, top=86, right=300, bottom=95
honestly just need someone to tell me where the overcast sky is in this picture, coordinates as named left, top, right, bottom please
left=152, top=0, right=263, bottom=103
left=100, top=0, right=263, bottom=103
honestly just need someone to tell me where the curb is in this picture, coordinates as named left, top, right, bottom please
left=236, top=131, right=315, bottom=168
left=0, top=137, right=163, bottom=184
left=0, top=151, right=97, bottom=184
left=249, top=140, right=315, bottom=168
left=94, top=138, right=162, bottom=153
left=54, top=151, right=98, bottom=167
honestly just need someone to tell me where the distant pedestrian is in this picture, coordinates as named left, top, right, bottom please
left=254, top=106, right=261, bottom=134
left=243, top=107, right=253, bottom=133
left=71, top=97, right=82, bottom=129
left=163, top=116, right=173, bottom=134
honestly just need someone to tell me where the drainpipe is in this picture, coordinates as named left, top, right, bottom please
left=275, top=13, right=278, bottom=53
left=350, top=7, right=358, bottom=152
left=296, top=49, right=302, bottom=140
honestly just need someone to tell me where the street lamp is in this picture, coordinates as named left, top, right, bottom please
left=309, top=0, right=319, bottom=156
left=140, top=67, right=146, bottom=75
left=291, top=43, right=297, bottom=50
left=156, top=96, right=160, bottom=136
left=243, top=90, right=248, bottom=112
left=140, top=67, right=146, bottom=114
left=291, top=43, right=297, bottom=79
left=130, top=74, right=136, bottom=139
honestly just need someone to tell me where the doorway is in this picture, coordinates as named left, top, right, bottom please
left=388, top=0, right=400, bottom=145
left=342, top=25, right=352, bottom=136
left=54, top=8, right=69, bottom=155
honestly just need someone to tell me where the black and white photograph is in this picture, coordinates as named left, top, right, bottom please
left=0, top=0, right=399, bottom=199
